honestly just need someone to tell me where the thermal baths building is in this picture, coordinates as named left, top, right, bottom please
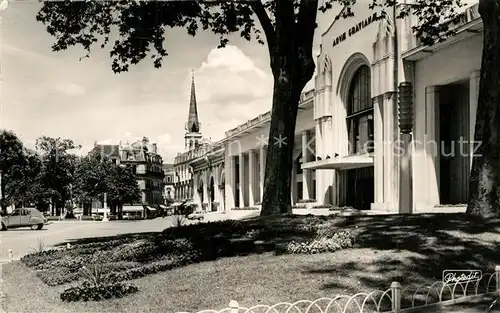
left=174, top=1, right=482, bottom=213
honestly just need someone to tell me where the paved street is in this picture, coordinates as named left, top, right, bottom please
left=0, top=211, right=258, bottom=261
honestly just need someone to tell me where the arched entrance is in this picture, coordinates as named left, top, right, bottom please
left=344, top=64, right=374, bottom=210
left=198, top=179, right=204, bottom=204
left=209, top=176, right=215, bottom=212
left=219, top=173, right=225, bottom=212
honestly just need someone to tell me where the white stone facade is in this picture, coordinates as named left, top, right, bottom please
left=175, top=1, right=482, bottom=213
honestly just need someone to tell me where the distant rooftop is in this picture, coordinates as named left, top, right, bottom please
left=163, top=163, right=174, bottom=171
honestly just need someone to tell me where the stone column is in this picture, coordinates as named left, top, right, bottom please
left=302, top=131, right=310, bottom=200
left=248, top=149, right=255, bottom=206
left=291, top=161, right=296, bottom=204
left=213, top=166, right=218, bottom=211
left=425, top=86, right=440, bottom=207
left=315, top=119, right=323, bottom=204
left=239, top=153, right=245, bottom=208
left=469, top=70, right=480, bottom=170
left=259, top=145, right=266, bottom=203
left=203, top=171, right=208, bottom=209
left=383, top=93, right=399, bottom=212
left=324, top=117, right=334, bottom=205
left=374, top=96, right=384, bottom=206
left=224, top=156, right=235, bottom=211
left=193, top=175, right=201, bottom=209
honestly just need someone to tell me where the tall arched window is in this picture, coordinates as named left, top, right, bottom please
left=347, top=65, right=374, bottom=154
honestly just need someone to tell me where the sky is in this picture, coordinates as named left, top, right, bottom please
left=1, top=0, right=477, bottom=163
left=1, top=1, right=325, bottom=163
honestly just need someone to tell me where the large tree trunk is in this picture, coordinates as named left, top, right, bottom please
left=117, top=202, right=123, bottom=220
left=0, top=172, right=5, bottom=215
left=260, top=73, right=303, bottom=215
left=467, top=0, right=500, bottom=217
left=258, top=0, right=317, bottom=216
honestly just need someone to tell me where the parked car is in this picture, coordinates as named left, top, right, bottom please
left=175, top=201, right=196, bottom=216
left=187, top=211, right=204, bottom=221
left=91, top=214, right=103, bottom=221
left=1, top=208, right=47, bottom=230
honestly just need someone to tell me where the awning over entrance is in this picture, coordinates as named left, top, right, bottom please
left=302, top=155, right=373, bottom=170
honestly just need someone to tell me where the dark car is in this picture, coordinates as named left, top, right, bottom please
left=174, top=200, right=196, bottom=216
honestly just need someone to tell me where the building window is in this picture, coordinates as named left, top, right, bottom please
left=312, top=180, right=316, bottom=199
left=295, top=152, right=303, bottom=174
left=347, top=65, right=374, bottom=154
left=297, top=182, right=303, bottom=200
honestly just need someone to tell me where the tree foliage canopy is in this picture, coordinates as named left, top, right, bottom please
left=73, top=149, right=141, bottom=207
left=36, top=0, right=462, bottom=74
left=35, top=136, right=80, bottom=209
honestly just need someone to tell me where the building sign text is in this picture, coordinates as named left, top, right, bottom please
left=333, top=12, right=380, bottom=47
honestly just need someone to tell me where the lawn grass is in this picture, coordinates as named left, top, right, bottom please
left=3, top=213, right=500, bottom=313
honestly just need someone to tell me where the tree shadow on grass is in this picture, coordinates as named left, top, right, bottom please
left=53, top=215, right=324, bottom=262
left=41, top=212, right=500, bottom=312
left=303, top=213, right=500, bottom=310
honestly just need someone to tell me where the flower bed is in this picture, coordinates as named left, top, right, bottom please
left=60, top=282, right=139, bottom=302
left=20, top=217, right=356, bottom=297
left=285, top=229, right=355, bottom=254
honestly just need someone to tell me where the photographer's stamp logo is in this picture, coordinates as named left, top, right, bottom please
left=443, top=269, right=482, bottom=284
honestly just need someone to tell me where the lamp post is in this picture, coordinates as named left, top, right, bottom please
left=398, top=82, right=414, bottom=214
left=99, top=158, right=110, bottom=222
left=102, top=191, right=109, bottom=222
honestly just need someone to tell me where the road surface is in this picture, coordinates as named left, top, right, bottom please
left=0, top=211, right=258, bottom=261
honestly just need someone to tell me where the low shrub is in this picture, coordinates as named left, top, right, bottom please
left=297, top=199, right=317, bottom=203
left=161, top=238, right=194, bottom=253
left=60, top=282, right=139, bottom=302
left=107, top=261, right=143, bottom=271
left=21, top=251, right=54, bottom=268
left=328, top=206, right=356, bottom=211
left=73, top=238, right=131, bottom=250
left=56, top=255, right=92, bottom=272
left=113, top=253, right=199, bottom=282
left=80, top=262, right=118, bottom=287
left=111, top=239, right=157, bottom=262
left=231, top=207, right=260, bottom=211
left=434, top=203, right=467, bottom=207
left=285, top=229, right=355, bottom=254
left=312, top=205, right=334, bottom=209
left=37, top=267, right=81, bottom=286
left=243, top=229, right=260, bottom=240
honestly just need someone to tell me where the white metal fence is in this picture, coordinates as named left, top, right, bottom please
left=178, top=266, right=500, bottom=313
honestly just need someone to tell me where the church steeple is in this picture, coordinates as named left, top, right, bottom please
left=184, top=70, right=203, bottom=151
left=186, top=71, right=200, bottom=133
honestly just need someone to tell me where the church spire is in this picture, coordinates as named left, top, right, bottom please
left=186, top=70, right=200, bottom=133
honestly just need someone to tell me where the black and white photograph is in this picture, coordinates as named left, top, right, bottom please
left=1, top=0, right=500, bottom=312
